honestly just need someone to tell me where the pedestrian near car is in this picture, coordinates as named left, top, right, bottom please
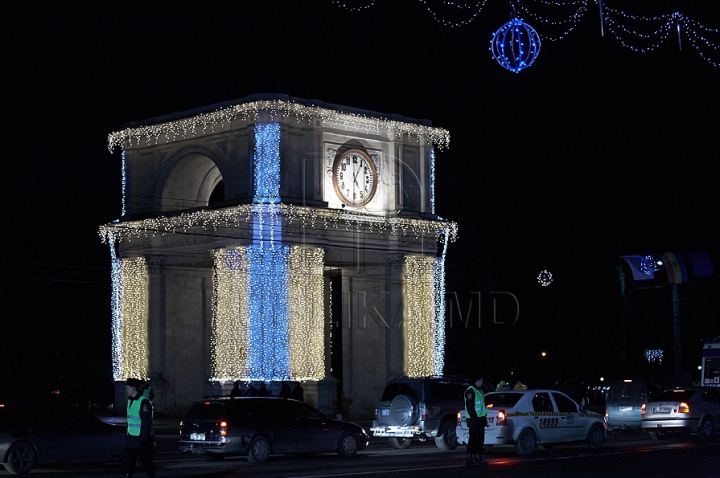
left=464, top=377, right=489, bottom=467
left=124, top=378, right=155, bottom=478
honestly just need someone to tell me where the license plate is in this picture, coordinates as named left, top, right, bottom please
left=381, top=409, right=389, bottom=416
left=619, top=406, right=633, bottom=411
left=190, top=433, right=206, bottom=440
left=652, top=407, right=671, bottom=413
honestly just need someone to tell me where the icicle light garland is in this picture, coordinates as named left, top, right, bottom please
left=111, top=255, right=149, bottom=381
left=107, top=99, right=451, bottom=153
left=99, top=204, right=458, bottom=245
left=404, top=255, right=446, bottom=377
left=210, top=245, right=325, bottom=382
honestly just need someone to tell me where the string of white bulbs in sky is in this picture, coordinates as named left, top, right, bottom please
left=332, top=0, right=720, bottom=69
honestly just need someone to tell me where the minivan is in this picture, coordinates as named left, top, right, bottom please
left=605, top=378, right=681, bottom=431
left=179, top=397, right=368, bottom=463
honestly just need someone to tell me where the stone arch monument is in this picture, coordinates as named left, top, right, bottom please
left=100, top=94, right=457, bottom=418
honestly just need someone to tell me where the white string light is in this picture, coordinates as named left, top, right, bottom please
left=99, top=204, right=458, bottom=246
left=108, top=99, right=451, bottom=153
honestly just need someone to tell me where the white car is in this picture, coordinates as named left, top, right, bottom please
left=456, top=389, right=606, bottom=455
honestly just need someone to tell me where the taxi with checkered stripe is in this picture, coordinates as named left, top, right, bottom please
left=456, top=389, right=606, bottom=455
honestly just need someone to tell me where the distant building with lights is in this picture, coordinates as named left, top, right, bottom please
left=100, top=94, right=457, bottom=417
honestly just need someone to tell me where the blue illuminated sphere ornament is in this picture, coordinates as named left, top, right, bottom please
left=491, top=18, right=541, bottom=73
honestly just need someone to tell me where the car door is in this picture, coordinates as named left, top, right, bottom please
left=56, top=403, right=121, bottom=461
left=551, top=392, right=585, bottom=441
left=26, top=404, right=71, bottom=463
left=259, top=400, right=299, bottom=454
left=530, top=392, right=559, bottom=443
left=289, top=401, right=335, bottom=453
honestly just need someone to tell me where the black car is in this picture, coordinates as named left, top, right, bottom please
left=179, top=397, right=368, bottom=463
left=0, top=400, right=126, bottom=474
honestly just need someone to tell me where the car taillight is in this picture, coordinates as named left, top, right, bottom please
left=220, top=421, right=228, bottom=436
left=457, top=412, right=461, bottom=426
left=605, top=408, right=609, bottom=418
left=678, top=402, right=690, bottom=413
left=420, top=403, right=427, bottom=421
left=496, top=410, right=507, bottom=426
left=641, top=404, right=646, bottom=415
left=374, top=408, right=378, bottom=420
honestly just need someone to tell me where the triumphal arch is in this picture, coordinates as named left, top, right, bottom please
left=99, top=94, right=457, bottom=417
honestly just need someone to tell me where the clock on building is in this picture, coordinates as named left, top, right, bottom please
left=332, top=149, right=378, bottom=207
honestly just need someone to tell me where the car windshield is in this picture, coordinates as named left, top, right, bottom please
left=485, top=392, right=524, bottom=408
left=652, top=389, right=696, bottom=402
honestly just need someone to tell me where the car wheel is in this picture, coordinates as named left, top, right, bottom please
left=434, top=421, right=459, bottom=450
left=698, top=417, right=713, bottom=440
left=587, top=423, right=604, bottom=449
left=5, top=441, right=38, bottom=474
left=388, top=437, right=413, bottom=449
left=337, top=432, right=359, bottom=457
left=247, top=436, right=271, bottom=463
left=514, top=428, right=536, bottom=456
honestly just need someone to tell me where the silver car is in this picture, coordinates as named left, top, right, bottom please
left=456, top=389, right=606, bottom=456
left=641, top=387, right=720, bottom=440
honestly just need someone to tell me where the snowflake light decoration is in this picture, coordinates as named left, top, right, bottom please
left=537, top=269, right=553, bottom=287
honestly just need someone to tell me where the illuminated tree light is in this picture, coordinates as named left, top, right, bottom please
left=108, top=99, right=451, bottom=153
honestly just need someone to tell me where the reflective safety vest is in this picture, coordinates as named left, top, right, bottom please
left=465, top=385, right=487, bottom=418
left=127, top=396, right=154, bottom=437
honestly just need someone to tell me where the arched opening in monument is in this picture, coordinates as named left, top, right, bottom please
left=209, top=180, right=225, bottom=206
left=161, top=153, right=223, bottom=213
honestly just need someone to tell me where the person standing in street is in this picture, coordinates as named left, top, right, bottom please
left=124, top=378, right=155, bottom=478
left=464, top=377, right=489, bottom=467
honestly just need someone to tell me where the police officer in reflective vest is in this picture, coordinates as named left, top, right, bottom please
left=464, top=377, right=489, bottom=467
left=124, top=378, right=155, bottom=478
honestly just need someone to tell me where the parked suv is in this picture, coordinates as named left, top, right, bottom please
left=179, top=397, right=368, bottom=463
left=370, top=376, right=473, bottom=450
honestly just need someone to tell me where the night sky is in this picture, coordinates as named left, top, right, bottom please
left=3, top=1, right=719, bottom=402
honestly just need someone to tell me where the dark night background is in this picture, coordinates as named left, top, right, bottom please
left=2, top=1, right=718, bottom=406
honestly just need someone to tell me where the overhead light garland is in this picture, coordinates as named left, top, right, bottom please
left=108, top=99, right=451, bottom=153
left=331, top=0, right=719, bottom=66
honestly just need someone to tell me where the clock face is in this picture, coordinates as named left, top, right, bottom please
left=332, top=149, right=378, bottom=207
